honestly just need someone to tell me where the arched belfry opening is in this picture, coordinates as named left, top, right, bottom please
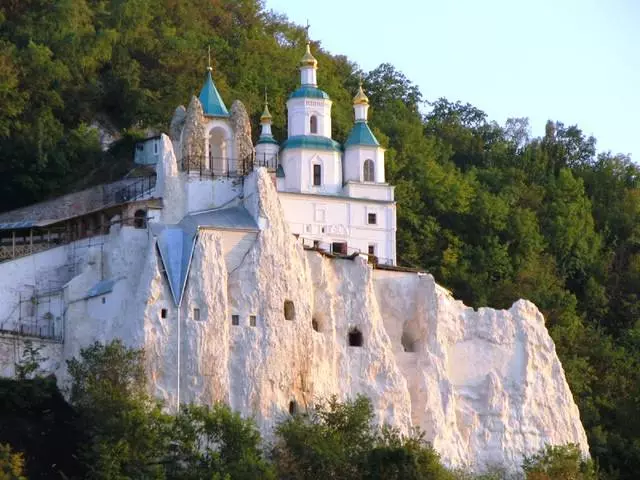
left=208, top=127, right=228, bottom=173
left=363, top=159, right=375, bottom=182
left=348, top=327, right=363, bottom=347
left=310, top=115, right=318, bottom=134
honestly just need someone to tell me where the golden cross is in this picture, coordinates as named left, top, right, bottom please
left=305, top=19, right=311, bottom=41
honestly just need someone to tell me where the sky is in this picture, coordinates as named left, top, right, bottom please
left=264, top=0, right=640, bottom=161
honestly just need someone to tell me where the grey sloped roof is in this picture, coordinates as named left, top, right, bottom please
left=182, top=206, right=258, bottom=232
left=0, top=177, right=154, bottom=226
left=156, top=205, right=257, bottom=306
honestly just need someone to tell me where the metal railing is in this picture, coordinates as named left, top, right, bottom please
left=113, top=175, right=157, bottom=204
left=0, top=322, right=63, bottom=342
left=182, top=152, right=279, bottom=179
left=298, top=236, right=395, bottom=266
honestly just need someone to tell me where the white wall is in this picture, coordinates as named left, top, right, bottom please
left=343, top=182, right=395, bottom=202
left=280, top=149, right=342, bottom=195
left=279, top=192, right=396, bottom=264
left=287, top=98, right=332, bottom=138
left=343, top=146, right=386, bottom=184
left=186, top=177, right=243, bottom=214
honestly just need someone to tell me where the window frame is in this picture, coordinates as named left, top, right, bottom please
left=367, top=212, right=377, bottom=225
left=363, top=159, right=375, bottom=182
left=313, top=164, right=322, bottom=186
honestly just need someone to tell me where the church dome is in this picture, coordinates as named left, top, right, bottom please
left=300, top=42, right=318, bottom=67
left=289, top=86, right=330, bottom=100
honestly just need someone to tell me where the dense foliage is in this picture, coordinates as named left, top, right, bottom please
left=0, top=0, right=638, bottom=477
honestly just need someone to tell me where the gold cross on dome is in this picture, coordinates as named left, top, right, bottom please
left=304, top=19, right=311, bottom=41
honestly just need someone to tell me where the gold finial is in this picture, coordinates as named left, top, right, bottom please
left=260, top=88, right=272, bottom=123
left=299, top=19, right=317, bottom=67
left=300, top=41, right=317, bottom=68
left=353, top=74, right=369, bottom=105
left=207, top=46, right=213, bottom=72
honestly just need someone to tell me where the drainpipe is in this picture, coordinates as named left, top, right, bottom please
left=176, top=302, right=181, bottom=413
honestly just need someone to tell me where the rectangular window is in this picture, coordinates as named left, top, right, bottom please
left=249, top=315, right=257, bottom=327
left=332, top=242, right=348, bottom=255
left=367, top=213, right=377, bottom=225
left=154, top=141, right=159, bottom=155
left=231, top=314, right=239, bottom=326
left=313, top=164, right=321, bottom=186
left=368, top=244, right=376, bottom=255
left=161, top=308, right=167, bottom=319
left=193, top=308, right=200, bottom=321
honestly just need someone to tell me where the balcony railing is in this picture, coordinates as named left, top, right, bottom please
left=182, top=152, right=279, bottom=178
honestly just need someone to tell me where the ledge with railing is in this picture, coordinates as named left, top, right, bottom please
left=182, top=152, right=279, bottom=179
left=297, top=236, right=394, bottom=266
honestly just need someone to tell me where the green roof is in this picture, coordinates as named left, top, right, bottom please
left=199, top=70, right=229, bottom=117
left=281, top=135, right=342, bottom=152
left=289, top=86, right=330, bottom=100
left=257, top=135, right=279, bottom=146
left=344, top=121, right=380, bottom=148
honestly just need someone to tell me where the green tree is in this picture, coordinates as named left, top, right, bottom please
left=0, top=444, right=26, bottom=480
left=169, top=404, right=275, bottom=479
left=522, top=444, right=597, bottom=480
left=273, top=395, right=453, bottom=480
left=67, top=340, right=171, bottom=479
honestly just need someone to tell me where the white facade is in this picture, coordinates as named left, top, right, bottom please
left=280, top=192, right=396, bottom=262
left=275, top=43, right=397, bottom=264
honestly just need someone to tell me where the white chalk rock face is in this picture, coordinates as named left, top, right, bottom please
left=373, top=272, right=589, bottom=470
left=0, top=163, right=587, bottom=474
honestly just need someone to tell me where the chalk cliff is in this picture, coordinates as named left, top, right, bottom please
left=0, top=137, right=588, bottom=473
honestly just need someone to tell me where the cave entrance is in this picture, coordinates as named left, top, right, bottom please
left=348, top=328, right=363, bottom=347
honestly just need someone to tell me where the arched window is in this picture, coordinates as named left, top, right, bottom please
left=133, top=209, right=147, bottom=229
left=310, top=115, right=318, bottom=134
left=363, top=159, right=375, bottom=182
left=208, top=127, right=227, bottom=174
left=313, top=164, right=322, bottom=186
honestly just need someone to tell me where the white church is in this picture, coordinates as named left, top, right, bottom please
left=266, top=42, right=396, bottom=263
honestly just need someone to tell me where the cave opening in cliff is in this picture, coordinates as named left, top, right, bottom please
left=289, top=400, right=298, bottom=415
left=284, top=300, right=295, bottom=320
left=401, top=323, right=419, bottom=352
left=312, top=318, right=319, bottom=331
left=401, top=332, right=416, bottom=352
left=348, top=328, right=363, bottom=347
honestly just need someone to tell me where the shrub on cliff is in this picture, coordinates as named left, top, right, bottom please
left=272, top=395, right=454, bottom=480
left=522, top=444, right=597, bottom=480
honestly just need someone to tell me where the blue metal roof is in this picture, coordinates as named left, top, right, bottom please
left=199, top=70, right=229, bottom=117
left=344, top=122, right=380, bottom=148
left=289, top=86, right=330, bottom=100
left=281, top=135, right=342, bottom=152
left=86, top=278, right=120, bottom=299
left=155, top=206, right=257, bottom=305
left=0, top=219, right=59, bottom=230
left=157, top=227, right=197, bottom=306
left=257, top=135, right=279, bottom=146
